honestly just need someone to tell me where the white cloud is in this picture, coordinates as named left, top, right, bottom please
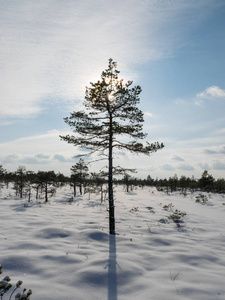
left=178, top=86, right=225, bottom=106
left=196, top=86, right=225, bottom=100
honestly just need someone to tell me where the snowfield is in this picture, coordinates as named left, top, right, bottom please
left=0, top=185, right=225, bottom=300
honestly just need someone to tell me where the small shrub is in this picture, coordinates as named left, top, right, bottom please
left=195, top=193, right=208, bottom=204
left=168, top=210, right=187, bottom=227
left=163, top=203, right=174, bottom=211
left=67, top=197, right=74, bottom=203
left=0, top=265, right=32, bottom=300
left=130, top=207, right=139, bottom=213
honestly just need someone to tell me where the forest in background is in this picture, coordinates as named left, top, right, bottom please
left=1, top=164, right=225, bottom=203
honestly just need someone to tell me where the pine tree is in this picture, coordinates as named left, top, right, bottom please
left=60, top=58, right=164, bottom=234
left=36, top=171, right=56, bottom=202
left=71, top=159, right=89, bottom=195
left=199, top=170, right=215, bottom=192
left=14, top=166, right=27, bottom=198
left=0, top=165, right=6, bottom=192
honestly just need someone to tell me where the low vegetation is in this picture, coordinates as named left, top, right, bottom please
left=0, top=265, right=32, bottom=300
left=168, top=210, right=187, bottom=227
left=195, top=193, right=209, bottom=204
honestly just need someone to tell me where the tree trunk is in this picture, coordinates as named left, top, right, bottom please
left=100, top=185, right=103, bottom=203
left=73, top=182, right=76, bottom=197
left=28, top=188, right=31, bottom=202
left=45, top=182, right=48, bottom=203
left=35, top=185, right=39, bottom=200
left=108, top=112, right=115, bottom=235
left=79, top=183, right=82, bottom=195
left=20, top=184, right=23, bottom=198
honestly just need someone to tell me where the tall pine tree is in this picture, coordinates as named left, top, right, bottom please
left=60, top=59, right=164, bottom=234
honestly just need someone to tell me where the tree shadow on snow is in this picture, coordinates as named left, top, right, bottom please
left=107, top=234, right=118, bottom=300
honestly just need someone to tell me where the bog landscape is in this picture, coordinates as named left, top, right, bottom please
left=0, top=170, right=225, bottom=300
left=1, top=2, right=225, bottom=300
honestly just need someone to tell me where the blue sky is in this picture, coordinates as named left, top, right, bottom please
left=0, top=0, right=225, bottom=179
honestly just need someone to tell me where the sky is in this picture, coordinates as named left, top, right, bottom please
left=0, top=0, right=225, bottom=179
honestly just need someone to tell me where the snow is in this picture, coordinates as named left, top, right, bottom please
left=1, top=185, right=225, bottom=299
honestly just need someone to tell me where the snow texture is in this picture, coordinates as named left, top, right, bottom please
left=0, top=185, right=225, bottom=299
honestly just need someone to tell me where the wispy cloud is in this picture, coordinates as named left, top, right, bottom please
left=0, top=0, right=217, bottom=119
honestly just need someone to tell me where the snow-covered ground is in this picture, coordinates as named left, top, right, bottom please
left=1, top=184, right=225, bottom=300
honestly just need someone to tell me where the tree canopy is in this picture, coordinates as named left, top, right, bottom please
left=60, top=58, right=163, bottom=156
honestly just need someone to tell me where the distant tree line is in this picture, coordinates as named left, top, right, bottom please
left=1, top=165, right=225, bottom=201
left=142, top=170, right=225, bottom=194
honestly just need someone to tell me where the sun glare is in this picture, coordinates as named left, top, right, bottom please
left=106, top=93, right=113, bottom=102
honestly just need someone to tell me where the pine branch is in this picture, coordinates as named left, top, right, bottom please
left=113, top=141, right=164, bottom=154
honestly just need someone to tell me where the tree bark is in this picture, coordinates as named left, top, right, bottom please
left=108, top=112, right=115, bottom=235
